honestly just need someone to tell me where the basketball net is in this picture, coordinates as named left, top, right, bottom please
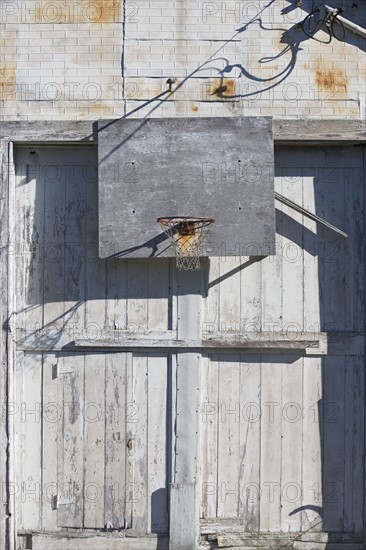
left=157, top=217, right=215, bottom=271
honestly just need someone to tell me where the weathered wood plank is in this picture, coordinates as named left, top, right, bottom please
left=238, top=358, right=260, bottom=531
left=239, top=257, right=262, bottom=334
left=203, top=257, right=220, bottom=343
left=41, top=353, right=59, bottom=531
left=219, top=257, right=241, bottom=329
left=131, top=353, right=148, bottom=534
left=30, top=532, right=169, bottom=550
left=352, top=355, right=364, bottom=535
left=63, top=152, right=87, bottom=329
left=273, top=119, right=366, bottom=143
left=127, top=262, right=148, bottom=330
left=302, top=161, right=320, bottom=337
left=1, top=120, right=365, bottom=143
left=280, top=357, right=303, bottom=532
left=147, top=260, right=170, bottom=331
left=84, top=153, right=106, bottom=329
left=16, top=328, right=365, bottom=355
left=322, top=356, right=345, bottom=531
left=172, top=270, right=201, bottom=547
left=21, top=353, right=42, bottom=530
left=260, top=360, right=281, bottom=532
left=17, top=148, right=45, bottom=332
left=293, top=543, right=363, bottom=550
left=170, top=483, right=197, bottom=549
left=105, top=258, right=127, bottom=330
left=262, top=172, right=283, bottom=332
left=317, top=153, right=344, bottom=333
left=147, top=354, right=168, bottom=534
left=301, top=357, right=322, bottom=533
left=200, top=354, right=219, bottom=519
left=58, top=353, right=85, bottom=528
left=104, top=352, right=127, bottom=529
left=125, top=352, right=134, bottom=530
left=83, top=353, right=105, bottom=528
left=0, top=140, right=14, bottom=549
left=278, top=159, right=304, bottom=331
left=217, top=357, right=241, bottom=518
left=42, top=148, right=66, bottom=327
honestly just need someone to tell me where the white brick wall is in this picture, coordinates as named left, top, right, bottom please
left=0, top=0, right=364, bottom=120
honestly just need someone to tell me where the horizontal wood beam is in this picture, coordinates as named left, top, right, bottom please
left=72, top=336, right=319, bottom=351
left=0, top=120, right=365, bottom=144
left=14, top=328, right=364, bottom=355
left=18, top=532, right=169, bottom=550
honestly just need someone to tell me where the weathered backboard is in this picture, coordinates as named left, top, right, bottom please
left=98, top=117, right=275, bottom=258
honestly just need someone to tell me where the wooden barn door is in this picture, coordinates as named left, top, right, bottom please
left=199, top=145, right=365, bottom=545
left=12, top=142, right=366, bottom=548
left=13, top=146, right=171, bottom=537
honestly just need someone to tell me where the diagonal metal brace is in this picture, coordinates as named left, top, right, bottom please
left=275, top=192, right=348, bottom=238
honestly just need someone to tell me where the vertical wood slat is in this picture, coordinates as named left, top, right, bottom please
left=171, top=269, right=202, bottom=547
left=131, top=353, right=148, bottom=533
left=105, top=258, right=127, bottom=330
left=204, top=257, right=220, bottom=338
left=63, top=157, right=87, bottom=329
left=127, top=262, right=148, bottom=330
left=147, top=260, right=170, bottom=331
left=301, top=357, right=323, bottom=533
left=216, top=356, right=241, bottom=518
left=0, top=140, right=15, bottom=549
left=85, top=159, right=106, bottom=330
left=83, top=353, right=106, bottom=528
left=21, top=353, right=42, bottom=530
left=238, top=358, right=261, bottom=532
left=344, top=166, right=364, bottom=331
left=260, top=360, right=282, bottom=532
left=322, top=356, right=345, bottom=532
left=352, top=355, right=365, bottom=535
left=147, top=354, right=168, bottom=533
left=240, top=258, right=262, bottom=333
left=343, top=356, right=354, bottom=533
left=41, top=353, right=59, bottom=530
left=14, top=352, right=24, bottom=538
left=218, top=257, right=241, bottom=329
left=42, top=149, right=65, bottom=327
left=320, top=161, right=345, bottom=331
left=59, top=353, right=85, bottom=528
left=280, top=163, right=304, bottom=331
left=280, top=357, right=303, bottom=532
left=125, top=352, right=134, bottom=529
left=104, top=352, right=127, bottom=529
left=18, top=150, right=45, bottom=331
left=170, top=483, right=196, bottom=549
left=261, top=184, right=282, bottom=331
left=200, top=354, right=219, bottom=519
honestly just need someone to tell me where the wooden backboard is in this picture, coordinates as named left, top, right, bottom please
left=98, top=117, right=275, bottom=258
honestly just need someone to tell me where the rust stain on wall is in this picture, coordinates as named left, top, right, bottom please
left=33, top=0, right=121, bottom=24
left=211, top=79, right=236, bottom=98
left=315, top=63, right=348, bottom=95
left=0, top=66, right=16, bottom=94
left=191, top=104, right=199, bottom=112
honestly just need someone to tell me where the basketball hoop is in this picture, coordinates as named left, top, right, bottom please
left=157, top=216, right=215, bottom=270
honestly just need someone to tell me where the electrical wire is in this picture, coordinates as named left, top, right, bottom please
left=301, top=3, right=345, bottom=43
